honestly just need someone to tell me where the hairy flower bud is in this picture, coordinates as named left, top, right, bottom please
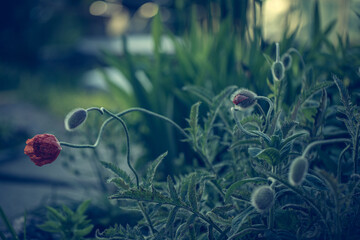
left=24, top=134, right=62, bottom=166
left=271, top=61, right=285, bottom=82
left=281, top=53, right=292, bottom=70
left=288, top=156, right=308, bottom=186
left=231, top=89, right=257, bottom=110
left=64, top=108, right=88, bottom=131
left=251, top=186, right=275, bottom=213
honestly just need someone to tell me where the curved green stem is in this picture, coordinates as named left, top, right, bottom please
left=275, top=42, right=280, bottom=62
left=231, top=107, right=258, bottom=137
left=255, top=96, right=274, bottom=132
left=102, top=108, right=139, bottom=189
left=302, top=138, right=352, bottom=158
left=60, top=107, right=140, bottom=188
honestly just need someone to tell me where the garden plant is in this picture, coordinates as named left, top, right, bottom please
left=1, top=1, right=360, bottom=239
left=6, top=41, right=359, bottom=240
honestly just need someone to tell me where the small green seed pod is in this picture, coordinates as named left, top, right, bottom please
left=281, top=53, right=292, bottom=70
left=271, top=61, right=285, bottom=82
left=251, top=186, right=275, bottom=213
left=64, top=108, right=88, bottom=131
left=288, top=156, right=308, bottom=186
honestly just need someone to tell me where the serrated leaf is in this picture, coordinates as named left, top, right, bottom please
left=255, top=147, right=281, bottom=166
left=167, top=175, right=180, bottom=202
left=188, top=174, right=198, bottom=211
left=179, top=176, right=190, bottom=202
left=225, top=177, right=268, bottom=203
left=100, top=161, right=133, bottom=186
left=46, top=206, right=66, bottom=222
left=301, top=81, right=334, bottom=103
left=301, top=107, right=317, bottom=124
left=74, top=224, right=94, bottom=237
left=109, top=188, right=182, bottom=207
left=145, top=151, right=168, bottom=187
left=165, top=207, right=179, bottom=231
left=37, top=221, right=61, bottom=233
left=76, top=200, right=91, bottom=216
left=187, top=102, right=202, bottom=142
left=107, top=177, right=130, bottom=190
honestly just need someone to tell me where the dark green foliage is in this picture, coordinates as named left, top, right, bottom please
left=37, top=200, right=94, bottom=240
left=29, top=1, right=360, bottom=239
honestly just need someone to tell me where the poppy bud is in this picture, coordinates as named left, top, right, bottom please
left=281, top=53, right=292, bottom=70
left=24, top=134, right=62, bottom=166
left=288, top=156, right=308, bottom=186
left=271, top=61, right=285, bottom=82
left=251, top=186, right=275, bottom=213
left=64, top=108, right=88, bottom=131
left=231, top=89, right=257, bottom=110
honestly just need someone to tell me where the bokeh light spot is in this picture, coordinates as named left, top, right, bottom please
left=90, top=1, right=108, bottom=16
left=139, top=2, right=159, bottom=18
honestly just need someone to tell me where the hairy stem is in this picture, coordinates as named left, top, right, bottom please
left=256, top=96, right=274, bottom=132
left=102, top=108, right=139, bottom=188
left=302, top=138, right=352, bottom=158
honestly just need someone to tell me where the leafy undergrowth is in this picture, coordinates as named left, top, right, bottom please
left=29, top=45, right=360, bottom=240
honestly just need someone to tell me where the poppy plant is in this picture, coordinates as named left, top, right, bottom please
left=24, top=134, right=62, bottom=166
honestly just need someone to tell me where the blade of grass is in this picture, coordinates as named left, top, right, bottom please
left=0, top=206, right=19, bottom=240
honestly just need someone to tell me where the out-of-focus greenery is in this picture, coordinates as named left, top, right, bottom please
left=101, top=0, right=360, bottom=176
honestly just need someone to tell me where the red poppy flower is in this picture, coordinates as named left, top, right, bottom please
left=24, top=134, right=62, bottom=166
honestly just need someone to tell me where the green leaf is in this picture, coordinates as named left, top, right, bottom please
left=107, top=177, right=130, bottom=190
left=167, top=175, right=180, bottom=202
left=255, top=147, right=281, bottom=166
left=165, top=207, right=179, bottom=231
left=207, top=212, right=232, bottom=225
left=187, top=102, right=202, bottom=143
left=151, top=12, right=162, bottom=55
left=280, top=131, right=307, bottom=149
left=37, top=221, right=61, bottom=233
left=263, top=53, right=274, bottom=66
left=301, top=81, right=334, bottom=104
left=100, top=161, right=133, bottom=186
left=0, top=206, right=19, bottom=240
left=145, top=151, right=168, bottom=187
left=248, top=147, right=262, bottom=157
left=229, top=206, right=256, bottom=237
left=249, top=130, right=271, bottom=144
left=188, top=174, right=198, bottom=211
left=229, top=139, right=262, bottom=150
left=109, top=188, right=181, bottom=206
left=46, top=206, right=66, bottom=222
left=75, top=200, right=91, bottom=217
left=74, top=224, right=94, bottom=237
left=179, top=175, right=190, bottom=202
left=225, top=177, right=268, bottom=203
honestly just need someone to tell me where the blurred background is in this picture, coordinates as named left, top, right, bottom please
left=0, top=0, right=359, bottom=230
